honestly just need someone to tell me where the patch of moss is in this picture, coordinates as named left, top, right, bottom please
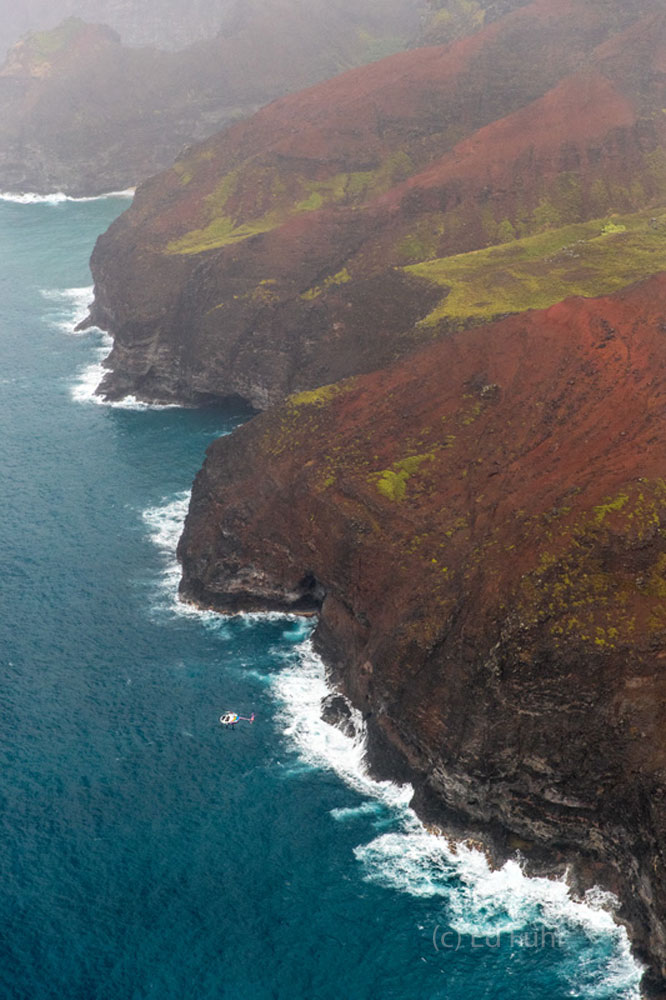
left=166, top=210, right=282, bottom=255
left=300, top=267, right=352, bottom=301
left=592, top=492, right=630, bottom=525
left=173, top=163, right=193, bottom=186
left=296, top=191, right=324, bottom=212
left=601, top=220, right=626, bottom=235
left=288, top=380, right=355, bottom=408
left=371, top=453, right=435, bottom=502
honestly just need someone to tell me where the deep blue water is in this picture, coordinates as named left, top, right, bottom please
left=0, top=195, right=643, bottom=1000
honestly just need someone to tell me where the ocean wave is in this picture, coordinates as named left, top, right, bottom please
left=272, top=639, right=412, bottom=807
left=43, top=284, right=177, bottom=408
left=0, top=188, right=134, bottom=205
left=69, top=331, right=113, bottom=405
left=356, top=829, right=641, bottom=998
left=42, top=285, right=94, bottom=335
left=142, top=491, right=192, bottom=606
left=72, top=362, right=183, bottom=410
left=141, top=490, right=281, bottom=625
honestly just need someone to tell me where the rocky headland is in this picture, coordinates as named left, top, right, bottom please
left=80, top=0, right=666, bottom=990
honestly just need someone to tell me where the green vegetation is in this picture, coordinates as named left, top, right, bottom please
left=518, top=481, right=666, bottom=650
left=173, top=163, right=193, bottom=186
left=301, top=268, right=352, bottom=301
left=592, top=493, right=630, bottom=525
left=356, top=29, right=407, bottom=63
left=426, top=0, right=486, bottom=41
left=166, top=213, right=281, bottom=255
left=288, top=380, right=355, bottom=408
left=406, top=205, right=666, bottom=326
left=371, top=453, right=434, bottom=502
left=166, top=152, right=415, bottom=256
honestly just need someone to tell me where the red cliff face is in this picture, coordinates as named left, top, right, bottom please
left=87, top=0, right=666, bottom=407
left=179, top=273, right=666, bottom=993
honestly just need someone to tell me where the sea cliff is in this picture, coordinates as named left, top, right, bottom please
left=178, top=275, right=666, bottom=994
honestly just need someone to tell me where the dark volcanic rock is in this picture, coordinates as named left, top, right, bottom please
left=320, top=693, right=359, bottom=740
left=178, top=274, right=666, bottom=994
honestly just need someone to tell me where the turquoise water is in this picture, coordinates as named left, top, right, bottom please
left=0, top=195, right=643, bottom=1000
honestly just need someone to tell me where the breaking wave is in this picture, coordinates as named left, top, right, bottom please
left=270, top=639, right=642, bottom=999
left=0, top=189, right=134, bottom=205
left=42, top=285, right=94, bottom=335
left=44, top=284, right=179, bottom=409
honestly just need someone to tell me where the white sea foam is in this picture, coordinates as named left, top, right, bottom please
left=141, top=490, right=313, bottom=627
left=72, top=361, right=182, bottom=410
left=42, top=285, right=94, bottom=334
left=271, top=640, right=643, bottom=998
left=272, top=639, right=412, bottom=809
left=0, top=188, right=134, bottom=205
left=44, top=286, right=180, bottom=409
left=142, top=490, right=192, bottom=605
left=330, top=801, right=383, bottom=822
left=356, top=829, right=641, bottom=997
left=69, top=331, right=113, bottom=405
left=69, top=335, right=181, bottom=410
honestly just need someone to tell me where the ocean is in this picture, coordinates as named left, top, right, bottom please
left=0, top=193, right=644, bottom=999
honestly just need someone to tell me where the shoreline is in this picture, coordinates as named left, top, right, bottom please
left=177, top=589, right=648, bottom=997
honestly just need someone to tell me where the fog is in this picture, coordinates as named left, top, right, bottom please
left=0, top=0, right=430, bottom=60
left=0, top=0, right=251, bottom=54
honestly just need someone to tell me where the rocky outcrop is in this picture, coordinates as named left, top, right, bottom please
left=0, top=2, right=425, bottom=195
left=86, top=0, right=666, bottom=405
left=178, top=274, right=666, bottom=994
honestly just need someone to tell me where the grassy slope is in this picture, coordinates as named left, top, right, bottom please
left=405, top=204, right=666, bottom=326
